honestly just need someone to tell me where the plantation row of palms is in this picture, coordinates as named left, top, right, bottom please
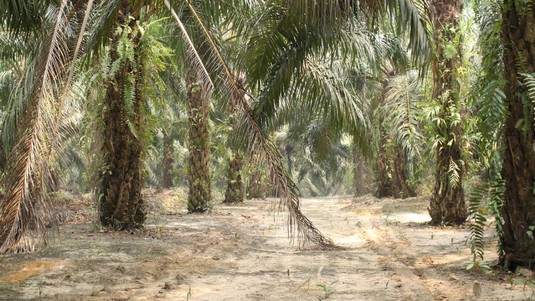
left=0, top=0, right=534, bottom=272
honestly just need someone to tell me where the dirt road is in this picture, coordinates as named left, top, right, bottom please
left=0, top=191, right=532, bottom=300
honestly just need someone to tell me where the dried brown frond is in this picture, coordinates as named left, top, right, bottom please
left=166, top=1, right=336, bottom=249
left=231, top=90, right=336, bottom=249
left=0, top=0, right=82, bottom=253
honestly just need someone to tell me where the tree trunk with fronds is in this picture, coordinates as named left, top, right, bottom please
left=391, top=145, right=417, bottom=199
left=98, top=3, right=145, bottom=230
left=186, top=69, right=211, bottom=212
left=161, top=131, right=174, bottom=189
left=246, top=168, right=267, bottom=199
left=353, top=145, right=371, bottom=197
left=500, top=0, right=535, bottom=271
left=428, top=0, right=467, bottom=225
left=224, top=151, right=244, bottom=203
left=375, top=78, right=393, bottom=198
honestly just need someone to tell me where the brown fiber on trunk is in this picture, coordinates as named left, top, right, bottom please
left=391, top=145, right=417, bottom=199
left=224, top=151, right=244, bottom=203
left=428, top=0, right=467, bottom=225
left=375, top=76, right=393, bottom=198
left=161, top=131, right=174, bottom=189
left=352, top=145, right=372, bottom=197
left=246, top=168, right=267, bottom=199
left=98, top=2, right=145, bottom=230
left=186, top=69, right=211, bottom=212
left=500, top=0, right=535, bottom=271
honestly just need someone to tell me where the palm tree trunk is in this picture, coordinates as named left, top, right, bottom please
left=186, top=69, right=211, bottom=212
left=246, top=167, right=266, bottom=199
left=500, top=0, right=535, bottom=271
left=352, top=145, right=371, bottom=197
left=98, top=4, right=145, bottom=230
left=375, top=78, right=393, bottom=198
left=161, top=131, right=174, bottom=189
left=392, top=145, right=417, bottom=199
left=224, top=151, right=244, bottom=203
left=428, top=0, right=467, bottom=225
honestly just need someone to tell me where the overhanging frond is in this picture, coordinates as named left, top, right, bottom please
left=167, top=0, right=335, bottom=248
left=0, top=0, right=79, bottom=253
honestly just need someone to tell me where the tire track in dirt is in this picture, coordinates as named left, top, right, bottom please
left=1, top=193, right=528, bottom=300
left=347, top=197, right=471, bottom=301
left=328, top=201, right=437, bottom=301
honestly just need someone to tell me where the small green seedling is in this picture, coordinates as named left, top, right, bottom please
left=317, top=280, right=337, bottom=298
left=465, top=260, right=491, bottom=273
left=299, top=276, right=312, bottom=290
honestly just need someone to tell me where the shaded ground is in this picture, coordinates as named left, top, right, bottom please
left=0, top=190, right=534, bottom=300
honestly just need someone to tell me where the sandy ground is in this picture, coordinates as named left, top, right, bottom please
left=0, top=190, right=534, bottom=301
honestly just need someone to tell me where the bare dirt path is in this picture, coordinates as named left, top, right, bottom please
left=0, top=191, right=533, bottom=300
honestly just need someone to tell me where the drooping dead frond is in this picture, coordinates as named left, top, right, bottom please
left=0, top=0, right=80, bottom=253
left=234, top=92, right=336, bottom=249
left=163, top=0, right=213, bottom=89
left=59, top=0, right=94, bottom=109
left=166, top=1, right=335, bottom=249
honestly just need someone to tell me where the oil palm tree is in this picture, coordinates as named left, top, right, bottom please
left=0, top=0, right=430, bottom=252
left=185, top=67, right=211, bottom=212
left=237, top=0, right=428, bottom=201
left=93, top=2, right=148, bottom=230
left=224, top=150, right=244, bottom=203
left=499, top=0, right=535, bottom=271
left=427, top=0, right=468, bottom=225
left=383, top=69, right=423, bottom=198
left=374, top=70, right=396, bottom=198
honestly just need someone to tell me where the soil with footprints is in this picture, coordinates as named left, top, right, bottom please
left=0, top=190, right=533, bottom=300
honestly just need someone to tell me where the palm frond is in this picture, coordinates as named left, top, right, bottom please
left=384, top=70, right=423, bottom=167
left=59, top=0, right=94, bottom=108
left=164, top=0, right=213, bottom=89
left=0, top=0, right=49, bottom=38
left=0, top=0, right=77, bottom=253
left=521, top=73, right=535, bottom=123
left=167, top=0, right=335, bottom=248
left=249, top=25, right=394, bottom=131
left=467, top=176, right=505, bottom=264
left=360, top=0, right=431, bottom=64
left=467, top=182, right=488, bottom=262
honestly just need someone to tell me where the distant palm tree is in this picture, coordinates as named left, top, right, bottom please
left=382, top=70, right=423, bottom=198
left=224, top=150, right=244, bottom=203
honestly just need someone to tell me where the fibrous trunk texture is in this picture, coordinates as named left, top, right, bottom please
left=161, top=131, right=174, bottom=189
left=353, top=145, right=372, bottom=197
left=375, top=78, right=393, bottom=198
left=246, top=168, right=267, bottom=199
left=98, top=3, right=145, bottom=230
left=428, top=0, right=467, bottom=225
left=224, top=151, right=244, bottom=203
left=186, top=69, right=211, bottom=212
left=391, top=145, right=417, bottom=199
left=500, top=0, right=535, bottom=270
